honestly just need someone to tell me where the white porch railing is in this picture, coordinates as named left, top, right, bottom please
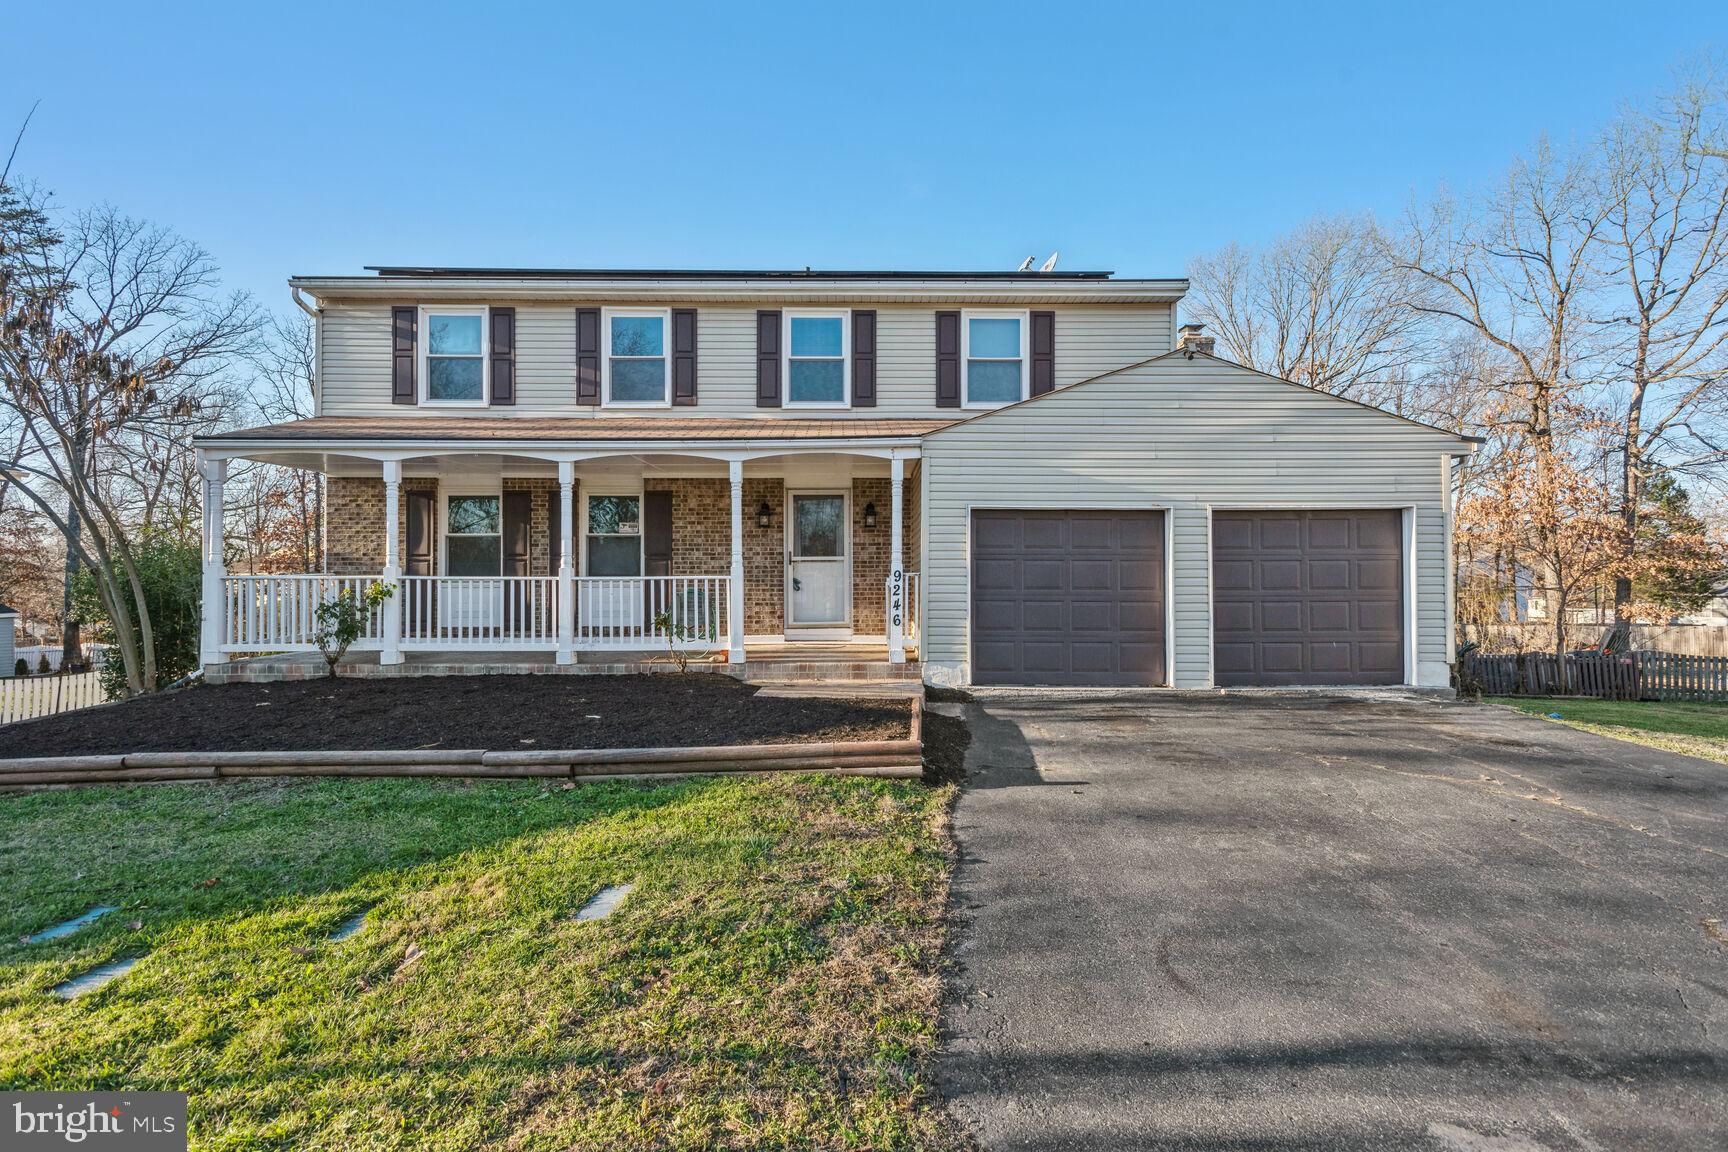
left=887, top=571, right=921, bottom=651
left=221, top=575, right=386, bottom=653
left=400, top=576, right=560, bottom=649
left=576, top=575, right=730, bottom=650
left=218, top=573, right=732, bottom=655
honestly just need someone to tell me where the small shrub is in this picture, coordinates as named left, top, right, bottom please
left=36, top=653, right=51, bottom=675
left=313, top=583, right=395, bottom=678
left=13, top=658, right=27, bottom=678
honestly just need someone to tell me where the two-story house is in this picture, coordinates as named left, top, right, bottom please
left=193, top=267, right=1476, bottom=688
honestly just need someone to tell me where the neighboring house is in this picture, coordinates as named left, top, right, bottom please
left=0, top=603, right=16, bottom=676
left=192, top=267, right=1478, bottom=688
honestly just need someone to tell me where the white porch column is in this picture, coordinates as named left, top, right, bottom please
left=379, top=460, right=404, bottom=665
left=198, top=456, right=228, bottom=668
left=557, top=459, right=576, bottom=665
left=728, top=459, right=746, bottom=664
left=888, top=454, right=906, bottom=664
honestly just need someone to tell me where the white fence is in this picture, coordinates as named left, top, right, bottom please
left=221, top=575, right=386, bottom=652
left=0, top=671, right=107, bottom=725
left=219, top=573, right=733, bottom=654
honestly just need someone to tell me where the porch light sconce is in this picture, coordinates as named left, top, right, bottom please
left=863, top=501, right=878, bottom=528
left=756, top=500, right=773, bottom=528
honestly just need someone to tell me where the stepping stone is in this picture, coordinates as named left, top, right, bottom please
left=24, top=906, right=117, bottom=944
left=51, top=957, right=137, bottom=999
left=575, top=884, right=633, bottom=921
left=925, top=701, right=967, bottom=718
left=327, top=911, right=369, bottom=942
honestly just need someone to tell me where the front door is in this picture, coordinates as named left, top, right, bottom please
left=786, top=491, right=850, bottom=635
left=444, top=494, right=503, bottom=631
left=581, top=492, right=644, bottom=633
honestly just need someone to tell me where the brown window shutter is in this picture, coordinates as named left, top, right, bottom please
left=575, top=308, right=601, bottom=405
left=544, top=488, right=560, bottom=576
left=490, top=307, right=516, bottom=405
left=672, top=308, right=698, bottom=406
left=405, top=490, right=435, bottom=575
left=502, top=491, right=532, bottom=577
left=852, top=310, right=876, bottom=407
left=935, top=310, right=961, bottom=408
left=756, top=310, right=782, bottom=407
left=392, top=306, right=417, bottom=405
left=1030, top=310, right=1055, bottom=396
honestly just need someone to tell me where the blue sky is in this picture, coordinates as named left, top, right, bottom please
left=5, top=1, right=1720, bottom=312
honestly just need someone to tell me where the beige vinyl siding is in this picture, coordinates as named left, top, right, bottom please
left=318, top=302, right=1173, bottom=417
left=919, top=355, right=1470, bottom=688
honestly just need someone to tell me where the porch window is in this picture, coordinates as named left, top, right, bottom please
left=604, top=310, right=669, bottom=406
left=785, top=312, right=848, bottom=406
left=422, top=309, right=488, bottom=405
left=585, top=494, right=642, bottom=576
left=963, top=312, right=1027, bottom=407
left=446, top=495, right=501, bottom=575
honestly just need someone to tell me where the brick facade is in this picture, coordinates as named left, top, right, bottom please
left=321, top=471, right=920, bottom=639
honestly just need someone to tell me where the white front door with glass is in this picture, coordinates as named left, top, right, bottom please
left=581, top=493, right=644, bottom=631
left=786, top=492, right=850, bottom=635
left=445, top=495, right=502, bottom=629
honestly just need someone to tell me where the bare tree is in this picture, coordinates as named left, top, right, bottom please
left=1596, top=70, right=1728, bottom=627
left=245, top=310, right=321, bottom=570
left=1186, top=214, right=1427, bottom=400
left=0, top=197, right=258, bottom=694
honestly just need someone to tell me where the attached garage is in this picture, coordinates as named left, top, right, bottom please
left=971, top=510, right=1167, bottom=686
left=1211, top=510, right=1405, bottom=686
left=918, top=349, right=1477, bottom=690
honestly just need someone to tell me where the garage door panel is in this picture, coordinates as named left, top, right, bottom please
left=971, top=510, right=1166, bottom=686
left=1260, top=560, right=1303, bottom=590
left=1214, top=510, right=1403, bottom=686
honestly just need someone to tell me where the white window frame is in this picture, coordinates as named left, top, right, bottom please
left=961, top=309, right=1030, bottom=409
left=783, top=309, right=851, bottom=409
left=579, top=484, right=646, bottom=577
left=601, top=307, right=672, bottom=409
left=438, top=485, right=504, bottom=576
left=419, top=306, right=490, bottom=408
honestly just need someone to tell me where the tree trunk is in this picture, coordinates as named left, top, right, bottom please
left=1552, top=585, right=1570, bottom=694
left=59, top=490, right=82, bottom=669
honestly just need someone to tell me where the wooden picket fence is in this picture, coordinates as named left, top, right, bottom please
left=1464, top=650, right=1728, bottom=703
left=0, top=672, right=107, bottom=725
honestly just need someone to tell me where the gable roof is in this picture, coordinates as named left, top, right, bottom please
left=0, top=601, right=16, bottom=617
left=929, top=347, right=1482, bottom=447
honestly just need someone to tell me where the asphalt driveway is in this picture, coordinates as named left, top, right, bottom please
left=940, top=692, right=1728, bottom=1151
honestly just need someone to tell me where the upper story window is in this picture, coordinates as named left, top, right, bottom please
left=963, top=310, right=1028, bottom=408
left=785, top=311, right=849, bottom=407
left=604, top=309, right=669, bottom=407
left=422, top=308, right=488, bottom=405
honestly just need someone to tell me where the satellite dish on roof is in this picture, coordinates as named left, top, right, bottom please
left=1039, top=251, right=1060, bottom=272
left=1016, top=255, right=1036, bottom=272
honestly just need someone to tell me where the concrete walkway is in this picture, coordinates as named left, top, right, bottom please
left=940, top=692, right=1728, bottom=1151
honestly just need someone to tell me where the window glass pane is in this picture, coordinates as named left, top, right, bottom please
left=447, top=534, right=501, bottom=576
left=447, top=496, right=500, bottom=535
left=428, top=314, right=483, bottom=356
left=587, top=534, right=642, bottom=576
left=967, top=359, right=1024, bottom=404
left=790, top=316, right=844, bottom=357
left=968, top=317, right=1021, bottom=359
left=789, top=359, right=845, bottom=403
left=793, top=495, right=844, bottom=557
left=609, top=315, right=664, bottom=356
left=587, top=495, right=640, bottom=536
left=609, top=358, right=666, bottom=402
left=428, top=357, right=484, bottom=401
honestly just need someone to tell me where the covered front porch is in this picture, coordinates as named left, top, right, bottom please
left=194, top=422, right=925, bottom=679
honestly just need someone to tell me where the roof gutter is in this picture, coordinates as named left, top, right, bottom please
left=288, top=276, right=1189, bottom=305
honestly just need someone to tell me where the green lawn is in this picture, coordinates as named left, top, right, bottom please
left=1493, top=697, right=1728, bottom=764
left=0, top=775, right=965, bottom=1151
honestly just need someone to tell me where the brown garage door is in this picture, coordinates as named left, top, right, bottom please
left=1212, top=510, right=1404, bottom=687
left=971, top=510, right=1166, bottom=686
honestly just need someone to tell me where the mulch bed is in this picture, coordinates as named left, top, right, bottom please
left=0, top=675, right=913, bottom=758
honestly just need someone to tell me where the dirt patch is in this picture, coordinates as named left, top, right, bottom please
left=0, top=675, right=912, bottom=757
left=921, top=710, right=971, bottom=785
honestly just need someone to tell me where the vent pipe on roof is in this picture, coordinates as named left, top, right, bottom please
left=1176, top=323, right=1215, bottom=359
